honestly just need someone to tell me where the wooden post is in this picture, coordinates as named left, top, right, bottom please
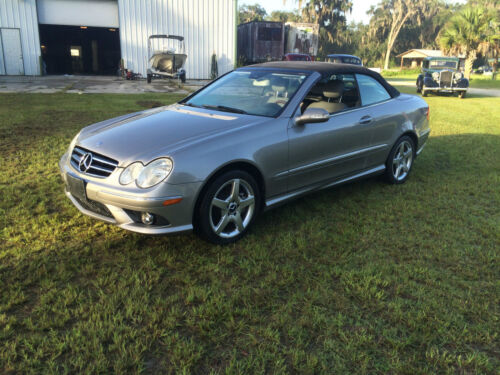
left=400, top=56, right=404, bottom=70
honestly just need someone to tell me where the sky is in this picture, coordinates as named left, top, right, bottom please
left=239, top=0, right=467, bottom=25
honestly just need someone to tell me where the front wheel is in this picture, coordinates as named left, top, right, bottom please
left=385, top=136, right=416, bottom=184
left=195, top=170, right=260, bottom=244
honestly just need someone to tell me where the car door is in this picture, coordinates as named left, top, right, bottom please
left=354, top=74, right=398, bottom=169
left=287, top=74, right=374, bottom=192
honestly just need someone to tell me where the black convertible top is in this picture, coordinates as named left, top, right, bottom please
left=245, top=61, right=400, bottom=98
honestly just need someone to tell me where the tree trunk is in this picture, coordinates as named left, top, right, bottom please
left=464, top=50, right=477, bottom=80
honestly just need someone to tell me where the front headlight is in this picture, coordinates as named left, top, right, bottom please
left=454, top=72, right=463, bottom=80
left=120, top=158, right=173, bottom=188
left=432, top=72, right=439, bottom=81
left=119, top=162, right=143, bottom=185
left=137, top=158, right=173, bottom=188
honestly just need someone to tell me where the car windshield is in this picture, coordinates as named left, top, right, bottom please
left=184, top=70, right=308, bottom=117
left=429, top=60, right=458, bottom=69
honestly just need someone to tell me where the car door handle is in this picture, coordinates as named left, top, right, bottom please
left=359, top=115, right=373, bottom=125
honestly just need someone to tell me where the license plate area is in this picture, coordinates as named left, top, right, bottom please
left=66, top=174, right=87, bottom=201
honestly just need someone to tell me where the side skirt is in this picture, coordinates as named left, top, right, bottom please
left=264, top=165, right=386, bottom=211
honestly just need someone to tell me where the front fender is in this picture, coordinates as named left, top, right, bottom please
left=423, top=76, right=438, bottom=88
left=456, top=78, right=469, bottom=88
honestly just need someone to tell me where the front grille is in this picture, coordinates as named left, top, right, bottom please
left=439, top=71, right=453, bottom=87
left=73, top=195, right=113, bottom=218
left=70, top=146, right=118, bottom=178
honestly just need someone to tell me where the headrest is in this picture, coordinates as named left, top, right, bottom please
left=271, top=77, right=287, bottom=92
left=309, top=83, right=324, bottom=96
left=323, top=80, right=344, bottom=99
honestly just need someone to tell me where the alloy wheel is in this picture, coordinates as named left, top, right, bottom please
left=392, top=140, right=413, bottom=181
left=209, top=178, right=255, bottom=239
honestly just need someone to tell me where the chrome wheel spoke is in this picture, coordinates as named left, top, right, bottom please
left=403, top=149, right=412, bottom=158
left=215, top=214, right=231, bottom=234
left=398, top=143, right=405, bottom=156
left=239, top=195, right=255, bottom=209
left=230, top=179, right=240, bottom=201
left=233, top=212, right=244, bottom=232
left=212, top=198, right=227, bottom=210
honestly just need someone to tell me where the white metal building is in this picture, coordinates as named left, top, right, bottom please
left=0, top=0, right=237, bottom=79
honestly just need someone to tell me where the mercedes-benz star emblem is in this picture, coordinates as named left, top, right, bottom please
left=79, top=153, right=93, bottom=172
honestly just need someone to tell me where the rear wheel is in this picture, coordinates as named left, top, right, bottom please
left=195, top=170, right=260, bottom=245
left=385, top=136, right=415, bottom=184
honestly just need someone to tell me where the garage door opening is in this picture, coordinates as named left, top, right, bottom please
left=39, top=25, right=120, bottom=75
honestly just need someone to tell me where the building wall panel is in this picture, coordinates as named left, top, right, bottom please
left=0, top=0, right=41, bottom=75
left=118, top=0, right=236, bottom=79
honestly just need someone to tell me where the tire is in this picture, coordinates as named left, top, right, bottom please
left=195, top=170, right=260, bottom=245
left=147, top=74, right=152, bottom=84
left=458, top=91, right=466, bottom=99
left=422, top=89, right=428, bottom=97
left=384, top=136, right=416, bottom=185
left=180, top=72, right=186, bottom=83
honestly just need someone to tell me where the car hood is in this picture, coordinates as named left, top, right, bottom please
left=77, top=104, right=266, bottom=166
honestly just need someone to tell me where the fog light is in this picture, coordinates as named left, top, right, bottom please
left=141, top=212, right=155, bottom=225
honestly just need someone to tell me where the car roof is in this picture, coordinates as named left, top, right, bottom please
left=327, top=54, right=360, bottom=59
left=242, top=61, right=400, bottom=98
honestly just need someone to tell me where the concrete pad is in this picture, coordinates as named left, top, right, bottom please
left=0, top=75, right=207, bottom=95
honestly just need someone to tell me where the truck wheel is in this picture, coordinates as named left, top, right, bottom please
left=458, top=91, right=466, bottom=99
left=422, top=90, right=428, bottom=97
left=147, top=74, right=152, bottom=84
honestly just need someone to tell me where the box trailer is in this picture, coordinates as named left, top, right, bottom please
left=237, top=21, right=284, bottom=64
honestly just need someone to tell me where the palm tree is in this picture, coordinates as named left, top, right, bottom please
left=440, top=7, right=493, bottom=79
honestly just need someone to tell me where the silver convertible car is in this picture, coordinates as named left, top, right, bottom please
left=60, top=62, right=430, bottom=244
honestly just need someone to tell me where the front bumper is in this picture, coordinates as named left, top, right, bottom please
left=59, top=152, right=201, bottom=235
left=423, top=86, right=467, bottom=92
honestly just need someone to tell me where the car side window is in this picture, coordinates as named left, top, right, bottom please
left=300, top=73, right=361, bottom=114
left=356, top=74, right=391, bottom=106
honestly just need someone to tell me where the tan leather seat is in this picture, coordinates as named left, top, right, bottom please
left=308, top=80, right=346, bottom=113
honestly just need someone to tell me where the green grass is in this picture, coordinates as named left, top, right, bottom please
left=1, top=90, right=499, bottom=374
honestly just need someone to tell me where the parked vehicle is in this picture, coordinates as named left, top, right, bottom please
left=284, top=22, right=319, bottom=56
left=282, top=53, right=312, bottom=61
left=416, top=56, right=468, bottom=98
left=326, top=54, right=362, bottom=66
left=147, top=34, right=187, bottom=83
left=60, top=62, right=430, bottom=244
left=237, top=21, right=285, bottom=64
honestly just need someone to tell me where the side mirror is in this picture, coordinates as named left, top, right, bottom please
left=294, top=108, right=330, bottom=126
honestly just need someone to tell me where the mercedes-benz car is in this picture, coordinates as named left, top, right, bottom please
left=60, top=62, right=430, bottom=244
left=416, top=56, right=469, bottom=98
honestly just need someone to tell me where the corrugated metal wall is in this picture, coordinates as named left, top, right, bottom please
left=0, top=0, right=40, bottom=75
left=118, top=0, right=236, bottom=79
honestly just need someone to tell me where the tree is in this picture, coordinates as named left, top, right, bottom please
left=300, top=0, right=353, bottom=57
left=368, top=0, right=433, bottom=70
left=267, top=10, right=301, bottom=23
left=440, top=7, right=495, bottom=79
left=238, top=4, right=267, bottom=24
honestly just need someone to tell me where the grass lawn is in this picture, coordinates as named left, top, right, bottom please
left=1, top=89, right=499, bottom=374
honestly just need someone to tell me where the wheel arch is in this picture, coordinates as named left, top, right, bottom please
left=191, top=160, right=266, bottom=225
